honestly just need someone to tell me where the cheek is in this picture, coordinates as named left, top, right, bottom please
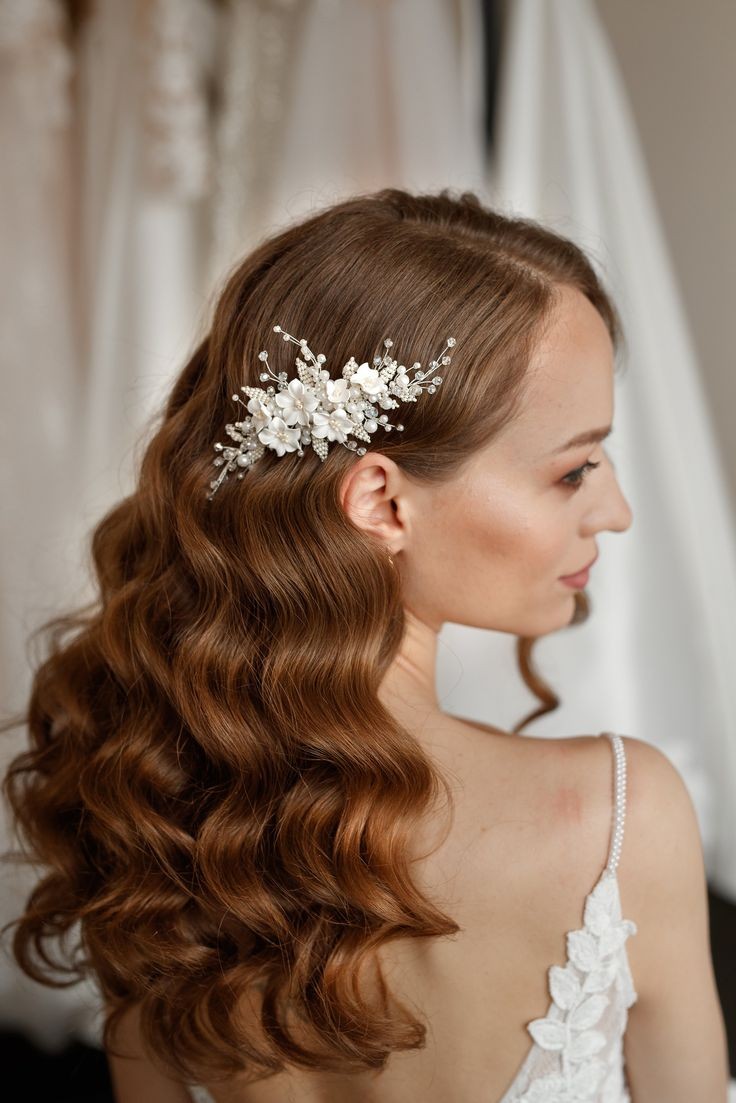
left=461, top=489, right=566, bottom=574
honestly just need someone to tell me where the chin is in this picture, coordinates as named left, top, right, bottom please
left=514, top=596, right=578, bottom=639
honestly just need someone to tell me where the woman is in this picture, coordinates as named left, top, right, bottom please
left=2, top=189, right=728, bottom=1102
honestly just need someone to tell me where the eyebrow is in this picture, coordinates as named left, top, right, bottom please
left=551, top=425, right=613, bottom=455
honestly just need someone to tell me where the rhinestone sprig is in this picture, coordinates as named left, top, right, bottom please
left=206, top=325, right=456, bottom=499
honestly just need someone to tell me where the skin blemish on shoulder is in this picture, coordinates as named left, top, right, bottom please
left=550, top=783, right=584, bottom=826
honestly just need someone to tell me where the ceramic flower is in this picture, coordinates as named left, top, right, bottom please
left=273, top=378, right=320, bottom=426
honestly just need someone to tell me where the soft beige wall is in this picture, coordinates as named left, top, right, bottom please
left=595, top=0, right=736, bottom=499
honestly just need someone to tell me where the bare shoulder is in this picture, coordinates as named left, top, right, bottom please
left=436, top=719, right=712, bottom=925
left=440, top=713, right=617, bottom=825
left=616, top=732, right=708, bottom=941
left=614, top=734, right=712, bottom=974
left=435, top=717, right=705, bottom=904
left=437, top=717, right=629, bottom=895
left=511, top=729, right=713, bottom=908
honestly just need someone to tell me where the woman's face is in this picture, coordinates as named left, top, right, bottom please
left=389, top=284, right=633, bottom=639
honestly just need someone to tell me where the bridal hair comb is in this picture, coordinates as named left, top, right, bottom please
left=206, top=324, right=456, bottom=499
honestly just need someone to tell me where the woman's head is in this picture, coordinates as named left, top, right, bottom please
left=341, top=281, right=632, bottom=643
left=1, top=188, right=631, bottom=1086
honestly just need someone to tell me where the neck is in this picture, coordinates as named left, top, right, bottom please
left=377, top=607, right=443, bottom=725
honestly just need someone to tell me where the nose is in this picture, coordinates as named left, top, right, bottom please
left=609, top=481, right=634, bottom=533
left=584, top=451, right=633, bottom=534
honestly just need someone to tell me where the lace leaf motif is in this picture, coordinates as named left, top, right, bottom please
left=518, top=872, right=637, bottom=1103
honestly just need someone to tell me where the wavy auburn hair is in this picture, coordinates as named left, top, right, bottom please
left=1, top=188, right=623, bottom=1087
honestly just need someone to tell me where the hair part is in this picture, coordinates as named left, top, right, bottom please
left=1, top=187, right=623, bottom=1087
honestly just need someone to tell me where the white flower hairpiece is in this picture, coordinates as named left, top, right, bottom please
left=206, top=324, right=456, bottom=499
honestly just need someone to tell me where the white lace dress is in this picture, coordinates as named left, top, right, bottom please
left=188, top=731, right=637, bottom=1103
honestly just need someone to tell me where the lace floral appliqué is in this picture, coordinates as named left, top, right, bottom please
left=518, top=872, right=637, bottom=1103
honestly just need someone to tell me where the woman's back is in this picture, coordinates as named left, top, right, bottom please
left=186, top=721, right=727, bottom=1103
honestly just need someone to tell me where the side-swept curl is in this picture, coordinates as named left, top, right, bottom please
left=1, top=187, right=623, bottom=1088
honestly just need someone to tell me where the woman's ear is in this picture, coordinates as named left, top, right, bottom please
left=339, top=452, right=406, bottom=553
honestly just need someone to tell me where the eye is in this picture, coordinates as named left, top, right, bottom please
left=562, top=460, right=601, bottom=489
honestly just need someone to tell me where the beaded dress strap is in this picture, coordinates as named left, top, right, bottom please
left=601, top=731, right=627, bottom=875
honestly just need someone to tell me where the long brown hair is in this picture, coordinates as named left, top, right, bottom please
left=1, top=188, right=623, bottom=1087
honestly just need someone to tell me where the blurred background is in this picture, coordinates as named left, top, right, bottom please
left=1, top=0, right=735, bottom=1098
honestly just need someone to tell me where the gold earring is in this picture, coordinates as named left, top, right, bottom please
left=386, top=549, right=395, bottom=568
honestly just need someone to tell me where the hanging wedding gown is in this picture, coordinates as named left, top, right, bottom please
left=206, top=0, right=487, bottom=282
left=0, top=0, right=99, bottom=1051
left=0, top=0, right=488, bottom=1052
left=0, top=0, right=221, bottom=1052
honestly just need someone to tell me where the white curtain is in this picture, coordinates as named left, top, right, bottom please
left=439, top=0, right=736, bottom=908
